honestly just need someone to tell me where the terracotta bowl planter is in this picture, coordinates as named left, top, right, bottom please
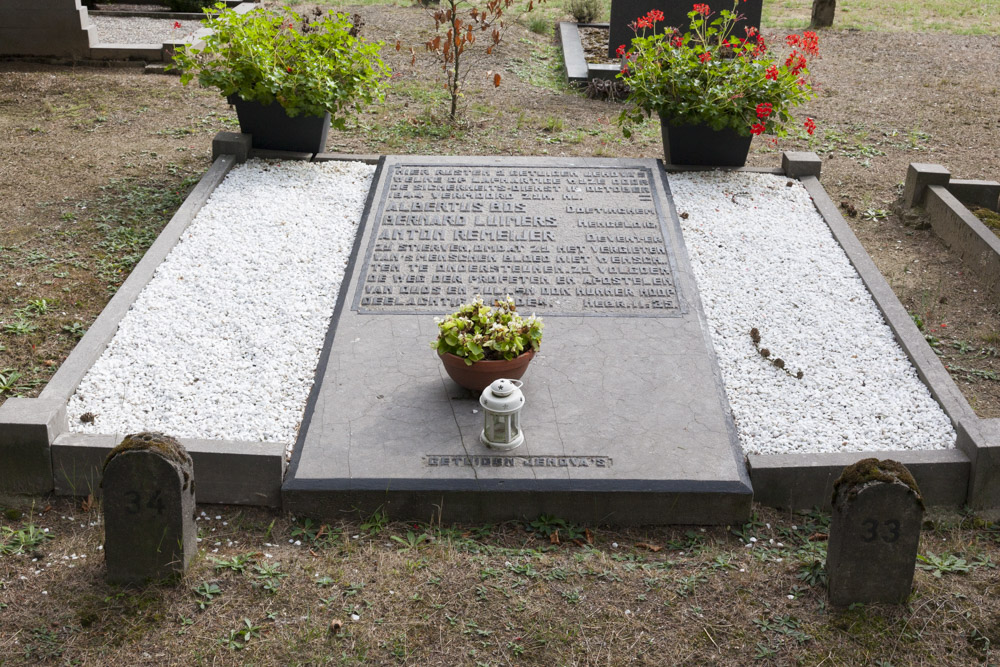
left=438, top=349, right=536, bottom=392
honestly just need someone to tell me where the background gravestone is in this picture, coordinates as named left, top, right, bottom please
left=102, top=432, right=196, bottom=585
left=826, top=458, right=924, bottom=606
left=607, top=0, right=762, bottom=59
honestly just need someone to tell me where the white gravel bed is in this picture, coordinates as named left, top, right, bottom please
left=68, top=160, right=375, bottom=456
left=67, top=162, right=956, bottom=459
left=90, top=16, right=200, bottom=43
left=670, top=170, right=956, bottom=455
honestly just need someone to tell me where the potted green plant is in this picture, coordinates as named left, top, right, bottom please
left=171, top=3, right=390, bottom=152
left=616, top=1, right=819, bottom=166
left=431, top=296, right=544, bottom=392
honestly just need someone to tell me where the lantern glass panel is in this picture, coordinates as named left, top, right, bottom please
left=487, top=413, right=509, bottom=442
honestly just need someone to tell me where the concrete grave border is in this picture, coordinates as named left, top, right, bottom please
left=901, top=163, right=1000, bottom=299
left=558, top=22, right=620, bottom=83
left=0, top=140, right=995, bottom=516
left=0, top=0, right=254, bottom=65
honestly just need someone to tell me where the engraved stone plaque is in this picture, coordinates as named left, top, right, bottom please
left=284, top=156, right=751, bottom=526
left=353, top=164, right=681, bottom=316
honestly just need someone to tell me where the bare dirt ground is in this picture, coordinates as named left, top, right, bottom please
left=2, top=4, right=1000, bottom=664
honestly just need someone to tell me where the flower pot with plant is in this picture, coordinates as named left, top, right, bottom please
left=431, top=296, right=543, bottom=392
left=171, top=3, right=390, bottom=152
left=616, top=1, right=819, bottom=166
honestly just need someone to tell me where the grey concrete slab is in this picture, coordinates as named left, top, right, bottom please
left=559, top=22, right=590, bottom=83
left=948, top=179, right=1000, bottom=211
left=0, top=398, right=66, bottom=495
left=557, top=22, right=621, bottom=83
left=314, top=153, right=381, bottom=165
left=248, top=148, right=316, bottom=161
left=902, top=162, right=951, bottom=208
left=213, top=131, right=252, bottom=163
left=52, top=432, right=286, bottom=507
left=749, top=449, right=969, bottom=510
left=284, top=155, right=752, bottom=525
left=89, top=44, right=164, bottom=61
left=781, top=152, right=822, bottom=179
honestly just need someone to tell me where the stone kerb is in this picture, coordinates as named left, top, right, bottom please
left=746, top=153, right=989, bottom=511
left=900, top=160, right=1000, bottom=299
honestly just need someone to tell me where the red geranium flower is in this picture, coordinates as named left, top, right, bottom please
left=755, top=102, right=773, bottom=119
left=750, top=122, right=766, bottom=135
left=173, top=21, right=181, bottom=29
left=803, top=117, right=816, bottom=135
left=698, top=51, right=711, bottom=63
left=693, top=3, right=711, bottom=16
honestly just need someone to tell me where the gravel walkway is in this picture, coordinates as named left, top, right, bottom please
left=90, top=16, right=200, bottom=43
left=66, top=162, right=957, bottom=458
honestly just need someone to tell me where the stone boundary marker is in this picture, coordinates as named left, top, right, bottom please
left=103, top=432, right=196, bottom=585
left=0, top=144, right=995, bottom=517
left=827, top=459, right=924, bottom=606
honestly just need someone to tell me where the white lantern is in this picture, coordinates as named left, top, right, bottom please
left=479, top=378, right=525, bottom=451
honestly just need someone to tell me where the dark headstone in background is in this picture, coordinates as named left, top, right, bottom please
left=826, top=458, right=924, bottom=606
left=608, top=0, right=763, bottom=59
left=102, top=432, right=196, bottom=585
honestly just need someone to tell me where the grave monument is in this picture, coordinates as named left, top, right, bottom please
left=282, top=156, right=751, bottom=525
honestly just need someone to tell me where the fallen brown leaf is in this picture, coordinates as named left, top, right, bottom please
left=634, top=542, right=662, bottom=552
left=549, top=530, right=560, bottom=545
left=329, top=619, right=344, bottom=634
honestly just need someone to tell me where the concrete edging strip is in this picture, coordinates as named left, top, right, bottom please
left=51, top=432, right=285, bottom=507
left=39, top=154, right=237, bottom=405
left=761, top=175, right=991, bottom=508
left=925, top=184, right=1000, bottom=297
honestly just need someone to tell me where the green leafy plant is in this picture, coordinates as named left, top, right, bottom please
left=172, top=4, right=390, bottom=127
left=917, top=551, right=973, bottom=577
left=617, top=1, right=818, bottom=139
left=193, top=582, right=222, bottom=610
left=391, top=530, right=434, bottom=551
left=0, top=521, right=53, bottom=555
left=431, top=296, right=543, bottom=365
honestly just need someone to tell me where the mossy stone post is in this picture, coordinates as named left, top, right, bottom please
left=826, top=458, right=924, bottom=606
left=102, top=432, right=196, bottom=585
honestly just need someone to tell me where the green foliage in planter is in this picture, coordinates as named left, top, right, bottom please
left=431, top=296, right=543, bottom=364
left=617, top=0, right=818, bottom=138
left=171, top=4, right=390, bottom=125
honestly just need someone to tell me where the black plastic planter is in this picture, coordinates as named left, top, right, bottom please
left=227, top=95, right=330, bottom=153
left=660, top=119, right=753, bottom=167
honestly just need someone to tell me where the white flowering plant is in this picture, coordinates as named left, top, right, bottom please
left=431, top=296, right=543, bottom=365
